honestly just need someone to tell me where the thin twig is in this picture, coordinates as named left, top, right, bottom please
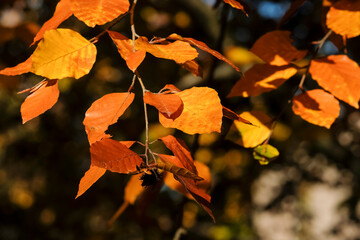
left=173, top=227, right=187, bottom=240
left=130, top=0, right=139, bottom=51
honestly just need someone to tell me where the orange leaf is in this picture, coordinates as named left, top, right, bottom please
left=167, top=33, right=239, bottom=71
left=326, top=0, right=360, bottom=38
left=124, top=175, right=144, bottom=204
left=226, top=111, right=272, bottom=148
left=31, top=0, right=72, bottom=46
left=20, top=79, right=59, bottom=124
left=181, top=60, right=203, bottom=77
left=309, top=55, right=360, bottom=108
left=223, top=0, right=247, bottom=15
left=222, top=106, right=252, bottom=125
left=0, top=56, right=32, bottom=76
left=159, top=87, right=223, bottom=134
left=120, top=141, right=136, bottom=148
left=31, top=28, right=97, bottom=79
left=250, top=31, right=307, bottom=66
left=160, top=135, right=197, bottom=175
left=144, top=91, right=183, bottom=119
left=159, top=84, right=181, bottom=94
left=90, top=138, right=143, bottom=173
left=157, top=154, right=203, bottom=181
left=70, top=0, right=130, bottom=27
left=292, top=89, right=340, bottom=129
left=135, top=37, right=198, bottom=64
left=227, top=64, right=297, bottom=97
left=75, top=165, right=106, bottom=199
left=107, top=31, right=146, bottom=71
left=83, top=92, right=135, bottom=145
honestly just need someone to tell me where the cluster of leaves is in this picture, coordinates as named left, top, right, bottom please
left=1, top=0, right=360, bottom=224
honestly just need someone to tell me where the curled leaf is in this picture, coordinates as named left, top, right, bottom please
left=0, top=56, right=32, bottom=76
left=223, top=0, right=247, bottom=15
left=144, top=91, right=183, bottom=119
left=222, top=106, right=252, bottom=125
left=76, top=165, right=106, bottom=199
left=181, top=60, right=203, bottom=77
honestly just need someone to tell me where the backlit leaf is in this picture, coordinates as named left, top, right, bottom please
left=157, top=154, right=203, bottom=181
left=75, top=165, right=106, bottom=199
left=135, top=37, right=198, bottom=64
left=227, top=64, right=297, bottom=97
left=292, top=89, right=340, bottom=128
left=124, top=175, right=144, bottom=204
left=309, top=55, right=360, bottom=108
left=159, top=87, right=223, bottom=134
left=83, top=92, right=135, bottom=145
left=20, top=79, right=59, bottom=124
left=31, top=0, right=72, bottom=46
left=108, top=31, right=146, bottom=71
left=226, top=111, right=272, bottom=148
left=167, top=33, right=239, bottom=71
left=0, top=56, right=32, bottom=76
left=326, top=0, right=360, bottom=38
left=31, top=28, right=97, bottom=79
left=144, top=91, right=183, bottom=119
left=70, top=0, right=130, bottom=27
left=250, top=31, right=307, bottom=66
left=253, top=144, right=279, bottom=165
left=223, top=0, right=247, bottom=15
left=90, top=138, right=143, bottom=173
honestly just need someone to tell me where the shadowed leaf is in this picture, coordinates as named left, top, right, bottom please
left=144, top=91, right=183, bottom=119
left=181, top=60, right=203, bottom=77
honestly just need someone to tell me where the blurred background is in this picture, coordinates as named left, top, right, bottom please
left=1, top=0, right=360, bottom=239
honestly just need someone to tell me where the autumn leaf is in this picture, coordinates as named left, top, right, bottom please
left=309, top=55, right=360, bottom=108
left=159, top=87, right=223, bottom=134
left=0, top=56, right=32, bottom=76
left=83, top=92, right=135, bottom=145
left=70, top=0, right=130, bottom=27
left=90, top=138, right=143, bottom=173
left=31, top=0, right=72, bottom=46
left=326, top=0, right=360, bottom=38
left=159, top=84, right=181, bottom=94
left=124, top=175, right=144, bottom=204
left=253, top=144, right=279, bottom=165
left=222, top=106, right=252, bottom=125
left=167, top=33, right=240, bottom=71
left=160, top=135, right=197, bottom=175
left=226, top=111, right=272, bottom=148
left=250, top=31, right=307, bottom=66
left=223, top=0, right=247, bottom=15
left=75, top=165, right=106, bottom=199
left=135, top=37, right=198, bottom=64
left=278, top=0, right=307, bottom=26
left=20, top=79, right=59, bottom=124
left=143, top=91, right=183, bottom=119
left=292, top=89, right=340, bottom=129
left=31, top=29, right=97, bottom=80
left=157, top=154, right=203, bottom=181
left=107, top=31, right=146, bottom=71
left=227, top=64, right=297, bottom=97
left=181, top=60, right=203, bottom=77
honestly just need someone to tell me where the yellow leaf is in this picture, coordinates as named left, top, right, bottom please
left=159, top=87, right=223, bottom=134
left=226, top=111, right=272, bottom=148
left=31, top=28, right=97, bottom=79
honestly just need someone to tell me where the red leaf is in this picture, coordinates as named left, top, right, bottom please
left=160, top=135, right=197, bottom=175
left=75, top=165, right=106, bottom=199
left=20, top=79, right=59, bottom=124
left=143, top=91, right=183, bottom=119
left=83, top=92, right=135, bottom=145
left=167, top=33, right=240, bottom=72
left=222, top=106, right=252, bottom=125
left=0, top=56, right=32, bottom=76
left=90, top=138, right=143, bottom=173
left=31, top=0, right=72, bottom=46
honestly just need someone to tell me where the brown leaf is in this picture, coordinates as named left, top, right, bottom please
left=135, top=37, right=198, bottom=64
left=70, top=0, right=130, bottom=27
left=31, top=0, right=72, bottom=46
left=107, top=31, right=146, bottom=71
left=222, top=106, right=252, bottom=124
left=326, top=0, right=360, bottom=38
left=250, top=31, right=307, bottom=66
left=159, top=87, right=223, bottom=134
left=20, top=79, right=59, bottom=124
left=167, top=33, right=240, bottom=71
left=75, top=165, right=106, bottom=199
left=157, top=154, right=203, bottom=181
left=309, top=55, right=360, bottom=108
left=90, top=138, right=143, bottom=173
left=292, top=89, right=340, bottom=128
left=227, top=64, right=297, bottom=97
left=181, top=60, right=203, bottom=77
left=83, top=92, right=135, bottom=145
left=0, top=56, right=32, bottom=76
left=160, top=135, right=197, bottom=175
left=144, top=91, right=183, bottom=119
